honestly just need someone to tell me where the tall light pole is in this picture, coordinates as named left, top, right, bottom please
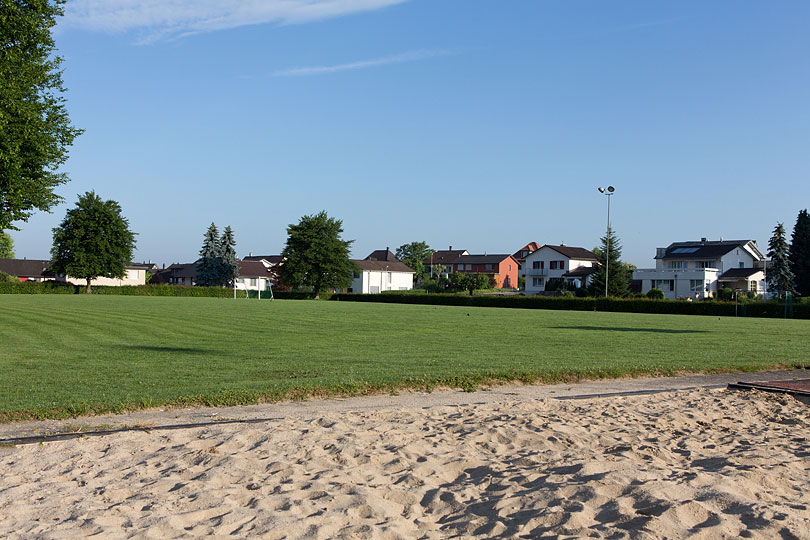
left=597, top=186, right=615, bottom=297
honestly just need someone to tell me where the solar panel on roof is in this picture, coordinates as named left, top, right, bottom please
left=671, top=247, right=700, bottom=254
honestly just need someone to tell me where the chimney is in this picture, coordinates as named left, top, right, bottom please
left=386, top=247, right=390, bottom=260
left=701, top=237, right=707, bottom=244
left=449, top=245, right=452, bottom=251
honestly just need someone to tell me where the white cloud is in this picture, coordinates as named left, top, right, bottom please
left=273, top=48, right=458, bottom=76
left=62, top=0, right=408, bottom=42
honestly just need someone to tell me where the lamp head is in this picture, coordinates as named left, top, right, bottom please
left=607, top=185, right=615, bottom=193
left=598, top=187, right=605, bottom=193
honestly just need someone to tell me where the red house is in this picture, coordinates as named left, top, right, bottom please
left=450, top=254, right=519, bottom=289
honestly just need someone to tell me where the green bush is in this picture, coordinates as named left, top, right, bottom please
left=646, top=288, right=665, bottom=300
left=0, top=280, right=76, bottom=294
left=0, top=271, right=18, bottom=283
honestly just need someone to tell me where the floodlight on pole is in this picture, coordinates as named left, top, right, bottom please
left=598, top=186, right=615, bottom=297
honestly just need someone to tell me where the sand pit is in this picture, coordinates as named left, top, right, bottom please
left=1, top=387, right=809, bottom=539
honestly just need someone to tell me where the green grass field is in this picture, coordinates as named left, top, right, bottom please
left=1, top=295, right=808, bottom=420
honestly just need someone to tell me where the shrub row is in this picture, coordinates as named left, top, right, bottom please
left=330, top=292, right=810, bottom=319
left=0, top=281, right=242, bottom=297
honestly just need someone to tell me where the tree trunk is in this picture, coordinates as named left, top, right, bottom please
left=313, top=278, right=321, bottom=300
left=85, top=277, right=92, bottom=294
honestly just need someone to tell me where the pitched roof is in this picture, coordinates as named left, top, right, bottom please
left=542, top=245, right=597, bottom=261
left=351, top=259, right=414, bottom=273
left=512, top=242, right=541, bottom=261
left=425, top=249, right=468, bottom=265
left=243, top=255, right=284, bottom=264
left=718, top=268, right=764, bottom=280
left=365, top=249, right=398, bottom=262
left=658, top=240, right=762, bottom=260
left=452, top=254, right=516, bottom=265
left=238, top=260, right=276, bottom=278
left=162, top=263, right=198, bottom=278
left=562, top=266, right=598, bottom=278
left=0, top=258, right=53, bottom=278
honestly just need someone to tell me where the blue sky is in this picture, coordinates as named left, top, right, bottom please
left=9, top=0, right=810, bottom=267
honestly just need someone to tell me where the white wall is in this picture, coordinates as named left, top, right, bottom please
left=524, top=247, right=594, bottom=295
left=349, top=270, right=414, bottom=293
left=62, top=268, right=146, bottom=287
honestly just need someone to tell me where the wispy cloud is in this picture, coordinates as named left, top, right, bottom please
left=273, top=48, right=458, bottom=77
left=62, top=0, right=409, bottom=43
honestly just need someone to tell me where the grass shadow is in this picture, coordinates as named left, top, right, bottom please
left=121, top=345, right=211, bottom=354
left=552, top=326, right=707, bottom=334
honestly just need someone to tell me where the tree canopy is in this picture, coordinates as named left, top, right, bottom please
left=396, top=241, right=432, bottom=281
left=1, top=0, right=82, bottom=231
left=789, top=209, right=810, bottom=297
left=50, top=192, right=136, bottom=293
left=589, top=228, right=630, bottom=297
left=280, top=211, right=355, bottom=297
left=0, top=231, right=14, bottom=258
left=767, top=222, right=796, bottom=299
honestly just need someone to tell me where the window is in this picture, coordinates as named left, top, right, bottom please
left=250, top=278, right=257, bottom=286
left=695, top=261, right=714, bottom=269
left=559, top=260, right=565, bottom=270
left=750, top=281, right=757, bottom=292
left=550, top=261, right=557, bottom=270
left=457, top=264, right=464, bottom=271
left=668, top=261, right=686, bottom=269
left=739, top=262, right=745, bottom=268
left=532, top=277, right=544, bottom=287
left=387, top=272, right=392, bottom=284
left=353, top=272, right=360, bottom=278
left=689, top=280, right=703, bottom=292
left=466, top=264, right=472, bottom=271
left=653, top=280, right=674, bottom=291
left=532, top=261, right=541, bottom=269
left=485, top=264, right=494, bottom=271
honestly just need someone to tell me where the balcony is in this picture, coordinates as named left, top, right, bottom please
left=527, top=268, right=548, bottom=276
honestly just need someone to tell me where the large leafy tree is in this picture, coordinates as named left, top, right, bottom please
left=280, top=211, right=356, bottom=298
left=195, top=223, right=222, bottom=287
left=1, top=0, right=82, bottom=231
left=789, top=209, right=810, bottom=297
left=396, top=241, right=431, bottom=281
left=767, top=222, right=796, bottom=299
left=219, top=225, right=239, bottom=287
left=50, top=192, right=136, bottom=293
left=0, top=231, right=14, bottom=258
left=589, top=228, right=629, bottom=297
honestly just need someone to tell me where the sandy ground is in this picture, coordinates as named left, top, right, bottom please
left=1, top=374, right=809, bottom=539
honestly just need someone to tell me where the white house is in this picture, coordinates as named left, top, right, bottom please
left=633, top=238, right=766, bottom=300
left=348, top=249, right=415, bottom=293
left=524, top=245, right=598, bottom=294
left=233, top=260, right=276, bottom=293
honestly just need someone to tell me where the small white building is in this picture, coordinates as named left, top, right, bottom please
left=348, top=249, right=415, bottom=293
left=233, top=260, right=276, bottom=293
left=524, top=245, right=598, bottom=295
left=633, top=239, right=766, bottom=300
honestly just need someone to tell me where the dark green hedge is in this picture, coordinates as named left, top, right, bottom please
left=0, top=281, right=243, bottom=297
left=330, top=292, right=810, bottom=319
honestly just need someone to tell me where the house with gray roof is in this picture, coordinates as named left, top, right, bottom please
left=633, top=238, right=766, bottom=299
left=347, top=250, right=415, bottom=293
left=523, top=245, right=598, bottom=294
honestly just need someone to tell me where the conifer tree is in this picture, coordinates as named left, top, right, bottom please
left=219, top=226, right=239, bottom=287
left=767, top=222, right=796, bottom=298
left=196, top=223, right=222, bottom=287
left=588, top=228, right=629, bottom=297
left=0, top=231, right=14, bottom=258
left=789, top=209, right=810, bottom=297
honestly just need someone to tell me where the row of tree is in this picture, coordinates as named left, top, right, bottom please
left=767, top=209, right=810, bottom=298
left=196, top=224, right=239, bottom=287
